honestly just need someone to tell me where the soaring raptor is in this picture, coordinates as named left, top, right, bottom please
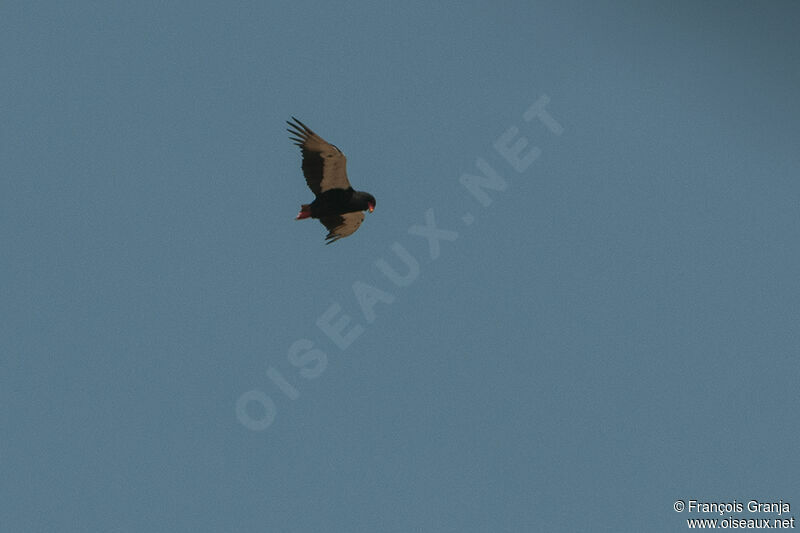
left=287, top=117, right=376, bottom=244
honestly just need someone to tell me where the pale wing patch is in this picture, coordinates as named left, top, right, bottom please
left=287, top=117, right=351, bottom=195
left=319, top=212, right=366, bottom=244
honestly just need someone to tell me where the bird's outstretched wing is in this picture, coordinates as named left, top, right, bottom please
left=287, top=117, right=351, bottom=195
left=319, top=212, right=365, bottom=244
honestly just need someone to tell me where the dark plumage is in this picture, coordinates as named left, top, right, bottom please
left=287, top=117, right=376, bottom=244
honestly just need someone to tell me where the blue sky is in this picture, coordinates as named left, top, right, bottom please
left=2, top=1, right=799, bottom=531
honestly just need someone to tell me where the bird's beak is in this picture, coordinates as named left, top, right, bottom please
left=368, top=203, right=374, bottom=213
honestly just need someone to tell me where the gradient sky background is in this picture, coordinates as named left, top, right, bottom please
left=3, top=1, right=799, bottom=531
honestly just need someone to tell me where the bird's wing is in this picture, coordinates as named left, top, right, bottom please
left=287, top=117, right=351, bottom=195
left=319, top=212, right=365, bottom=244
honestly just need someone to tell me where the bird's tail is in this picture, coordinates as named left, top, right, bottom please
left=295, top=204, right=312, bottom=220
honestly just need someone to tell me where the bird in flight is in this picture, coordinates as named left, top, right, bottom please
left=287, top=117, right=376, bottom=244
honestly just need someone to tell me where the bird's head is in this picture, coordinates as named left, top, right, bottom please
left=365, top=193, right=376, bottom=213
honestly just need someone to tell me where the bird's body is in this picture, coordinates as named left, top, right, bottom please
left=287, top=117, right=376, bottom=244
left=298, top=188, right=375, bottom=219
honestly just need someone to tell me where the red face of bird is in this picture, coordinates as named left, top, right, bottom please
left=368, top=202, right=374, bottom=213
